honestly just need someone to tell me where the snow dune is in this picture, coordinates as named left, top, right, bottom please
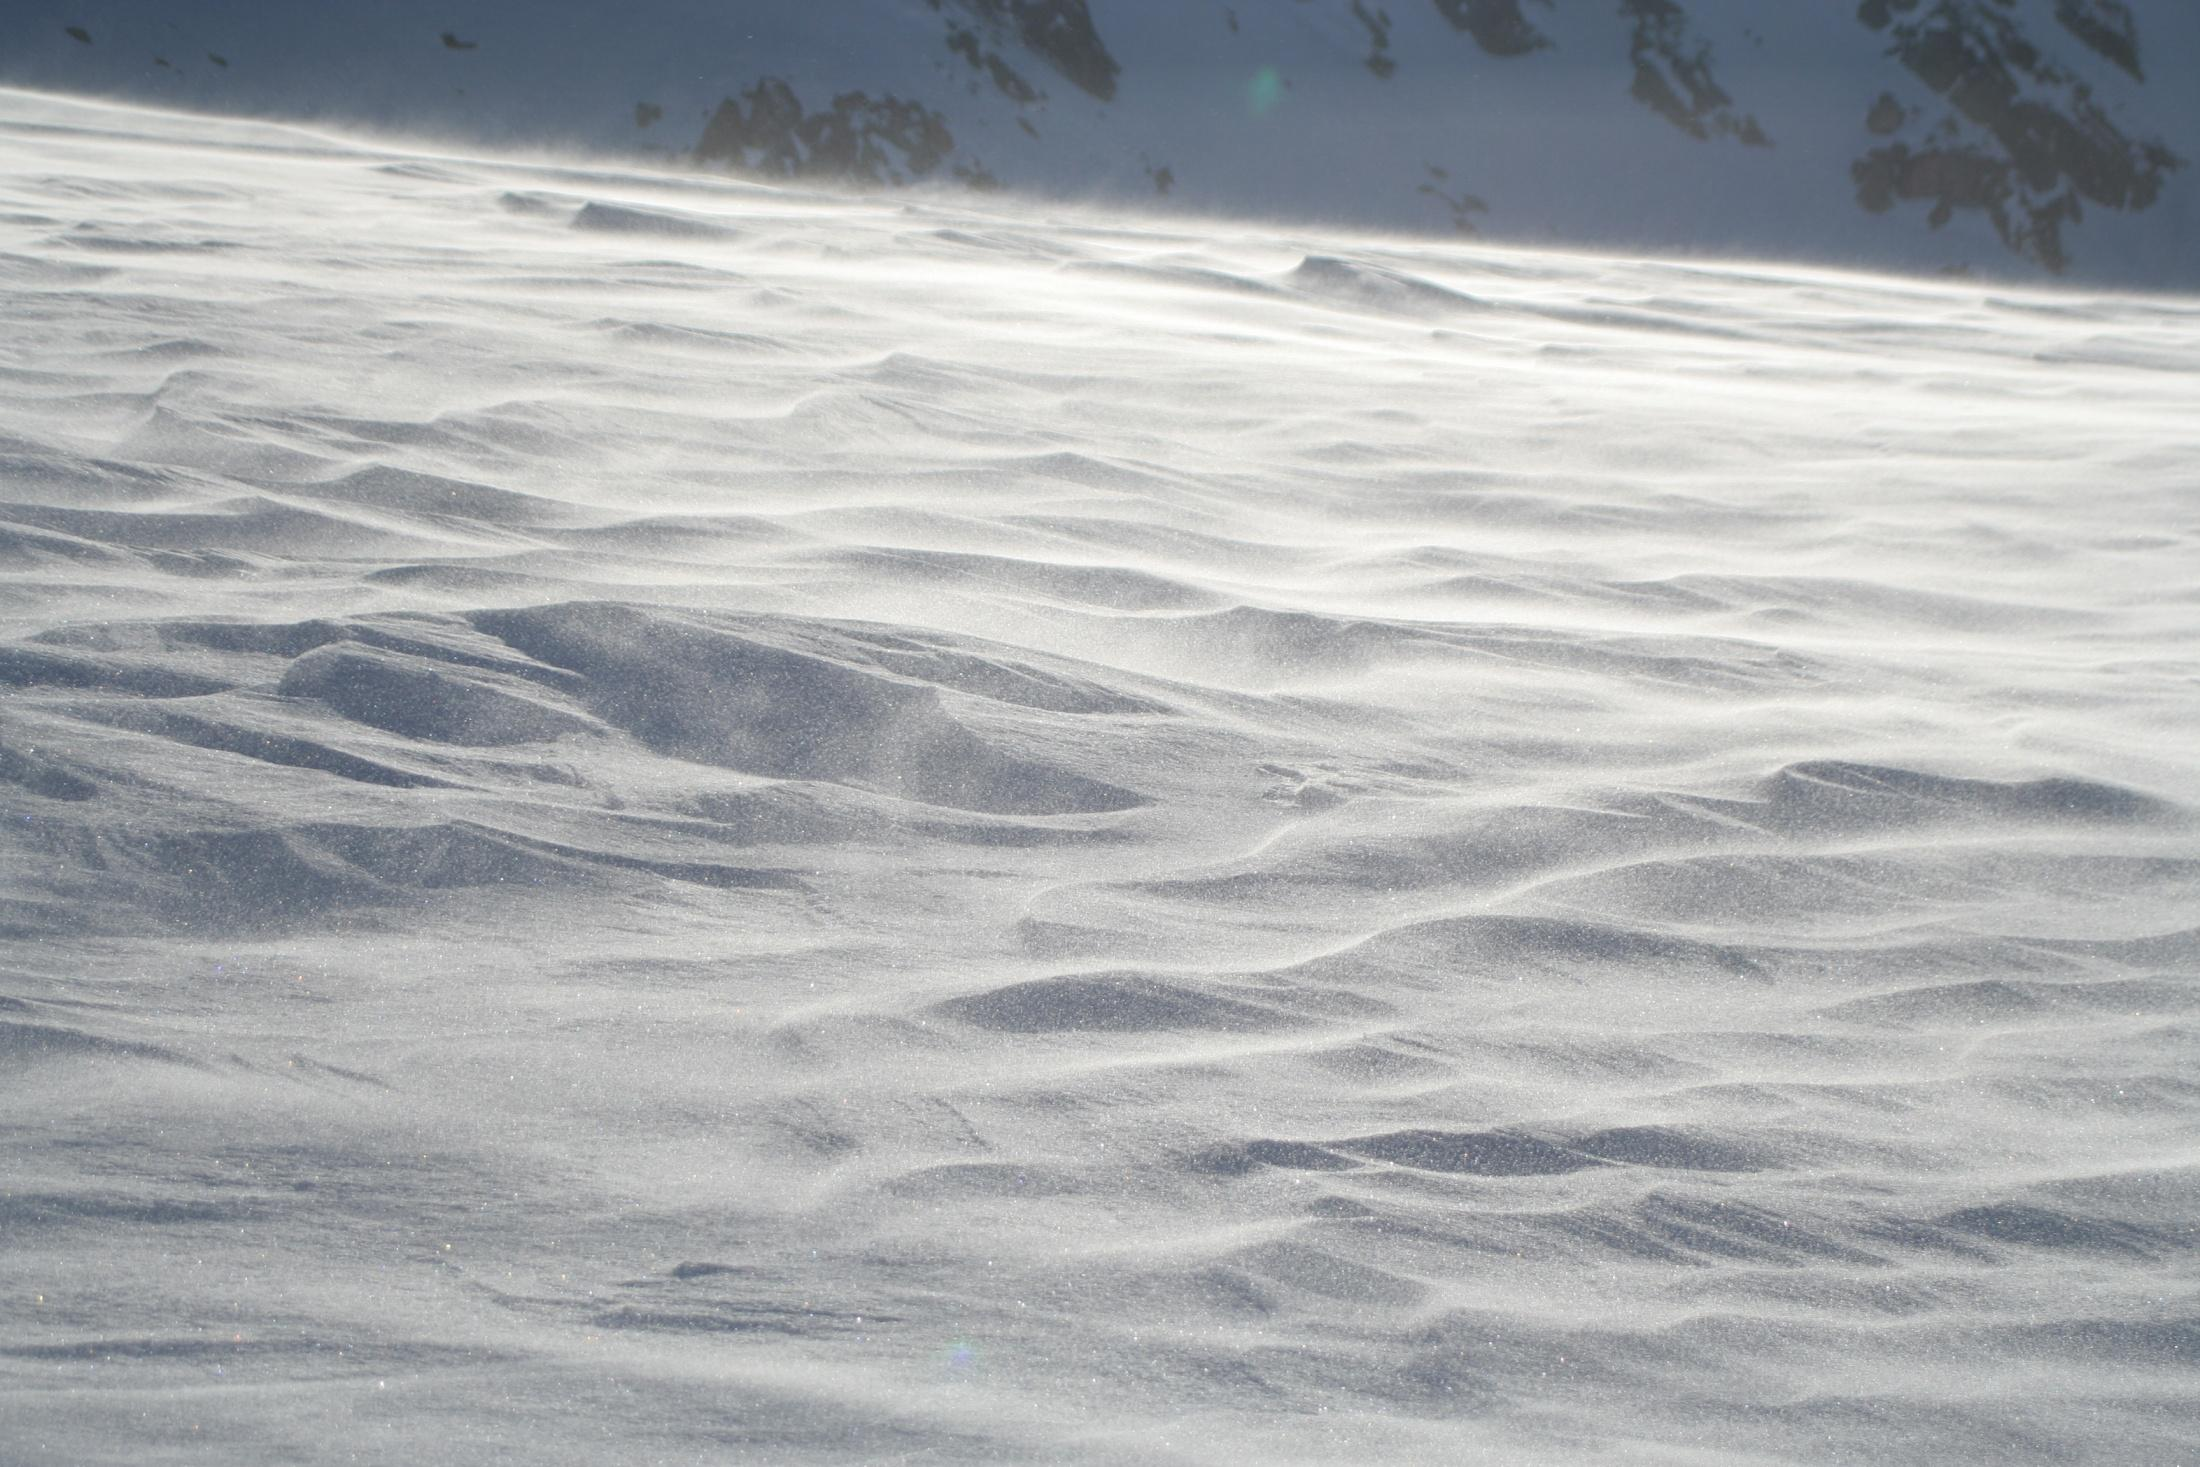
left=3, top=89, right=2197, bottom=1464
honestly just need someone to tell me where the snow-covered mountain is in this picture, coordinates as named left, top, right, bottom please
left=3, top=1, right=2194, bottom=286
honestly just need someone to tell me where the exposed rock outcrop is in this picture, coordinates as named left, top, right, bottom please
left=1853, top=0, right=2180, bottom=272
left=2054, top=0, right=2142, bottom=79
left=695, top=79, right=957, bottom=185
left=1427, top=0, right=1552, bottom=56
left=1418, top=163, right=1489, bottom=234
left=932, top=0, right=1120, bottom=101
left=946, top=23, right=1043, bottom=103
left=1623, top=0, right=1770, bottom=145
left=1353, top=0, right=1399, bottom=78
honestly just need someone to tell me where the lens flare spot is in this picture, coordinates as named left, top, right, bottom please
left=1248, top=66, right=1284, bottom=117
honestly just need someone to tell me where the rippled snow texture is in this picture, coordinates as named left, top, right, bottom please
left=3, top=90, right=2197, bottom=1465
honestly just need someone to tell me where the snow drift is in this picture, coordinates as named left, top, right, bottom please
left=2, top=86, right=2197, bottom=1465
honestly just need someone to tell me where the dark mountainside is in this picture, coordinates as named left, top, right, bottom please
left=1853, top=0, right=2182, bottom=270
left=676, top=0, right=2185, bottom=275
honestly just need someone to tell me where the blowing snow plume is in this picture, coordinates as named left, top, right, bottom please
left=1, top=0, right=2196, bottom=284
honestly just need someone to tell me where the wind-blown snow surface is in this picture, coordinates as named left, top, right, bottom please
left=4, top=88, right=2198, bottom=1464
